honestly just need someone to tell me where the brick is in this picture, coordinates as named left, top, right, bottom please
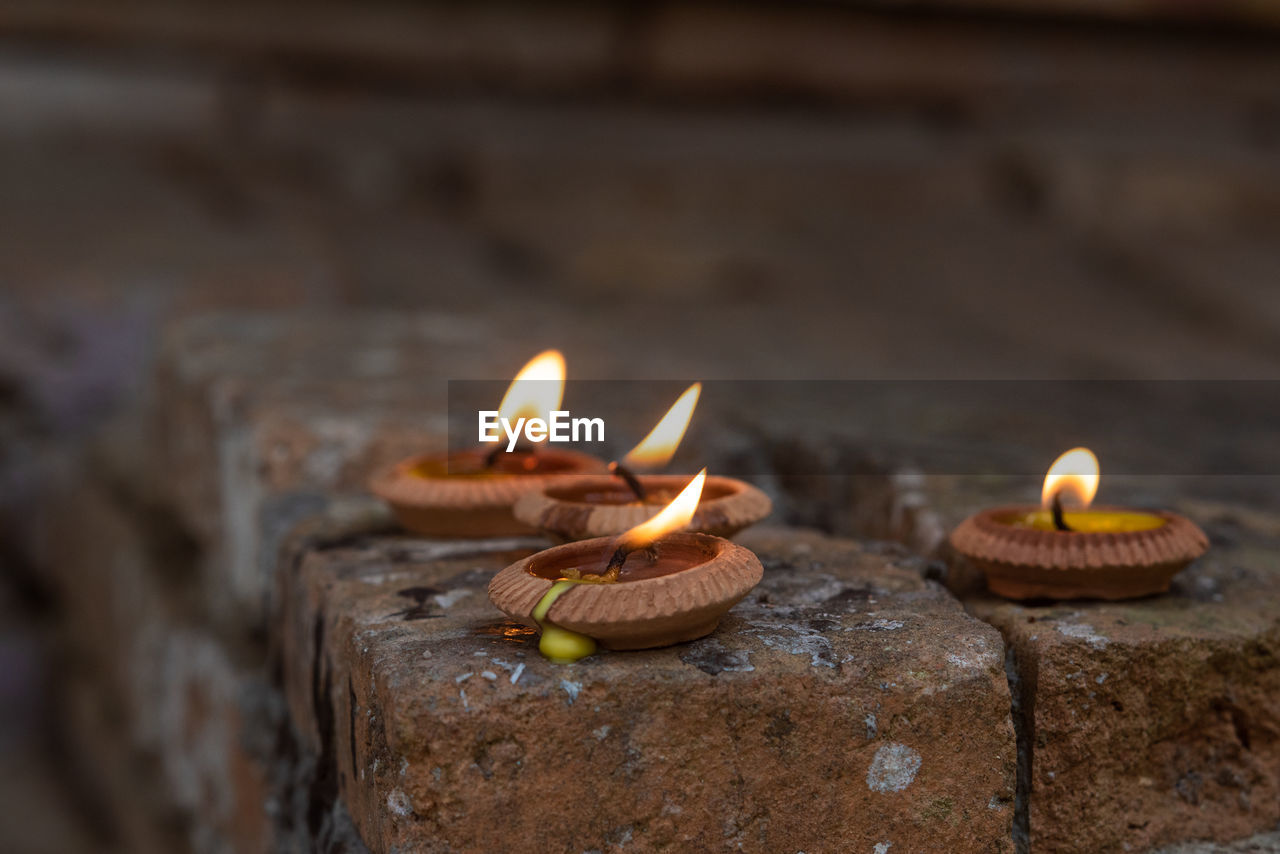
left=642, top=5, right=1280, bottom=115
left=0, top=1, right=621, bottom=89
left=1153, top=828, right=1280, bottom=853
left=7, top=1, right=1280, bottom=114
left=155, top=312, right=901, bottom=626
left=964, top=505, right=1280, bottom=853
left=815, top=451, right=1280, bottom=852
left=279, top=524, right=1016, bottom=853
left=30, top=448, right=290, bottom=854
left=154, top=314, right=495, bottom=623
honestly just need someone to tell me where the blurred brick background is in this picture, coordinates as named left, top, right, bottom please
left=2, top=2, right=1280, bottom=852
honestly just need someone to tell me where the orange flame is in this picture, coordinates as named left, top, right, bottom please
left=1041, top=447, right=1100, bottom=508
left=616, top=468, right=706, bottom=550
left=621, top=383, right=701, bottom=469
left=497, top=350, right=566, bottom=425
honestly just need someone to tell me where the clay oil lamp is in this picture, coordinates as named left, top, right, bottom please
left=950, top=447, right=1208, bottom=600
left=370, top=350, right=605, bottom=537
left=512, top=383, right=771, bottom=541
left=490, top=469, right=764, bottom=663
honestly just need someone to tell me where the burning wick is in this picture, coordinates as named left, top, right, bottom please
left=608, top=461, right=647, bottom=501
left=479, top=349, right=566, bottom=471
left=602, top=468, right=707, bottom=579
left=528, top=469, right=708, bottom=664
left=602, top=541, right=657, bottom=579
left=1051, top=492, right=1072, bottom=532
left=611, top=383, right=701, bottom=501
left=1042, top=447, right=1099, bottom=533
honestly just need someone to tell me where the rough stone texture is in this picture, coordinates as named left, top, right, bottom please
left=28, top=448, right=279, bottom=854
left=279, top=524, right=1016, bottom=853
left=150, top=313, right=991, bottom=633
left=645, top=4, right=1280, bottom=114
left=863, top=466, right=1280, bottom=852
left=155, top=314, right=460, bottom=625
left=27, top=434, right=393, bottom=854
left=152, top=313, right=743, bottom=631
left=91, top=312, right=967, bottom=854
left=1154, top=829, right=1280, bottom=853
left=0, top=1, right=622, bottom=88
left=7, top=0, right=1280, bottom=109
left=138, top=315, right=1280, bottom=854
left=5, top=2, right=1280, bottom=849
left=962, top=501, right=1280, bottom=854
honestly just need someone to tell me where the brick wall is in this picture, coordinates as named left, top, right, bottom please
left=24, top=315, right=1278, bottom=853
left=3, top=3, right=1280, bottom=852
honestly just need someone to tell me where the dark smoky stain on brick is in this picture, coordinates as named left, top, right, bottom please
left=348, top=679, right=358, bottom=776
left=1175, top=770, right=1204, bottom=805
left=764, top=710, right=795, bottom=747
left=390, top=586, right=444, bottom=621
left=617, top=746, right=644, bottom=782
left=1201, top=515, right=1245, bottom=549
left=680, top=639, right=753, bottom=676
left=438, top=568, right=493, bottom=590
left=472, top=736, right=526, bottom=782
left=307, top=612, right=338, bottom=840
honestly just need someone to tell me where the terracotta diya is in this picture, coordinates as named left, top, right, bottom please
left=490, top=470, right=764, bottom=662
left=512, top=383, right=772, bottom=540
left=370, top=350, right=605, bottom=537
left=950, top=447, right=1208, bottom=600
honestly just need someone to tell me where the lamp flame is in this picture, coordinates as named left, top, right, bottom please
left=617, top=468, right=706, bottom=550
left=621, top=383, right=701, bottom=469
left=1041, top=447, right=1100, bottom=508
left=497, top=350, right=566, bottom=426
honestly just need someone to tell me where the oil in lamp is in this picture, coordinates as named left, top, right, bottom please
left=490, top=469, right=764, bottom=663
left=369, top=350, right=605, bottom=537
left=512, top=383, right=771, bottom=540
left=950, top=447, right=1208, bottom=600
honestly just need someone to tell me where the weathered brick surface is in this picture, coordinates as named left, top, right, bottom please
left=152, top=313, right=955, bottom=630
left=965, top=504, right=1280, bottom=854
left=854, top=464, right=1280, bottom=852
left=0, top=1, right=621, bottom=88
left=154, top=314, right=495, bottom=624
left=47, top=310, right=1280, bottom=854
left=1154, top=829, right=1280, bottom=853
left=29, top=450, right=283, bottom=854
left=642, top=4, right=1280, bottom=116
left=6, top=9, right=1279, bottom=844
left=279, top=525, right=1016, bottom=853
left=7, top=0, right=1280, bottom=112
